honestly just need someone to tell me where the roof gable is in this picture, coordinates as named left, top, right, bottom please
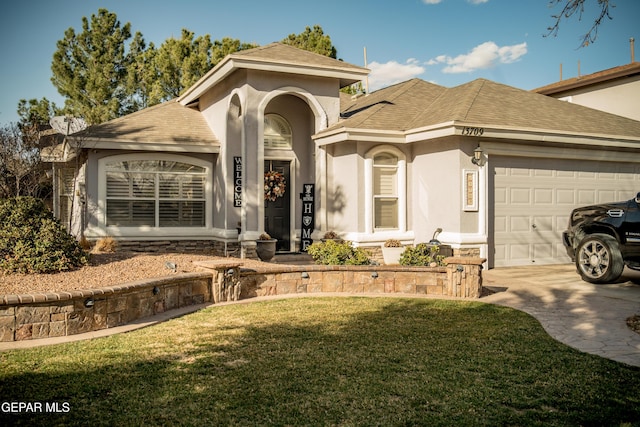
left=179, top=43, right=369, bottom=105
left=73, top=99, right=218, bottom=149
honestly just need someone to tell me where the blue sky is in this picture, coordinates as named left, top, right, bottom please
left=1, top=0, right=638, bottom=125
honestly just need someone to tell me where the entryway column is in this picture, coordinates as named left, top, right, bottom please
left=239, top=105, right=262, bottom=259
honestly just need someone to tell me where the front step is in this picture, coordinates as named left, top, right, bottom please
left=273, top=252, right=314, bottom=265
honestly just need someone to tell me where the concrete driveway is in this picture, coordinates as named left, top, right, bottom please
left=482, top=264, right=640, bottom=367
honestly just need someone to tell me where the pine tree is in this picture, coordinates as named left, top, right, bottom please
left=51, top=9, right=132, bottom=124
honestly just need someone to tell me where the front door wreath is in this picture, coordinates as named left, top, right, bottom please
left=264, top=169, right=286, bottom=201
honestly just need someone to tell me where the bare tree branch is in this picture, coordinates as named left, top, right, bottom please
left=546, top=0, right=614, bottom=47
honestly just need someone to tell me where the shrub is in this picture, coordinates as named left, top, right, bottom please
left=0, top=197, right=89, bottom=273
left=258, top=233, right=273, bottom=240
left=322, top=230, right=340, bottom=240
left=384, top=239, right=402, bottom=247
left=399, top=243, right=446, bottom=267
left=93, top=237, right=117, bottom=253
left=306, top=239, right=370, bottom=265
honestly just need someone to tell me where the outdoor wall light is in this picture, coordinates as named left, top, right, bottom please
left=152, top=286, right=160, bottom=295
left=301, top=272, right=309, bottom=279
left=471, top=146, right=485, bottom=166
left=225, top=268, right=235, bottom=277
left=84, top=298, right=95, bottom=308
left=371, top=271, right=379, bottom=279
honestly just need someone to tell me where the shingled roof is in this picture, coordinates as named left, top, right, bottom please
left=326, top=78, right=640, bottom=139
left=72, top=99, right=218, bottom=149
left=231, top=43, right=367, bottom=74
left=533, top=62, right=640, bottom=95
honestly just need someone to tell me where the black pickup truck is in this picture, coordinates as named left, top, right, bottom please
left=563, top=193, right=640, bottom=283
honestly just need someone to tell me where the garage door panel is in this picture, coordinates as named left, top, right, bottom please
left=556, top=189, right=575, bottom=205
left=533, top=243, right=553, bottom=260
left=492, top=156, right=640, bottom=267
left=509, top=244, right=530, bottom=262
left=578, top=190, right=596, bottom=205
left=534, top=188, right=553, bottom=204
left=534, top=216, right=553, bottom=232
left=510, top=216, right=530, bottom=232
left=510, top=188, right=530, bottom=204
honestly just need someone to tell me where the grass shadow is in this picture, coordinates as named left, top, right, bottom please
left=1, top=297, right=639, bottom=425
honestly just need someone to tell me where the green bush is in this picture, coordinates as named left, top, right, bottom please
left=0, top=197, right=89, bottom=274
left=399, top=243, right=446, bottom=266
left=306, top=239, right=370, bottom=265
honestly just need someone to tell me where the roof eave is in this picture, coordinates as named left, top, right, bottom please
left=314, top=121, right=640, bottom=149
left=534, top=63, right=640, bottom=95
left=313, top=128, right=405, bottom=146
left=68, top=137, right=221, bottom=154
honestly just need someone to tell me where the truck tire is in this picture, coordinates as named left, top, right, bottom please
left=575, top=233, right=624, bottom=284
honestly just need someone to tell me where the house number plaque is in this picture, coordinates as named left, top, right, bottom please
left=300, top=183, right=315, bottom=251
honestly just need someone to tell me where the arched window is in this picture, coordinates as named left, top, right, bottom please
left=103, top=158, right=208, bottom=227
left=264, top=114, right=292, bottom=149
left=365, top=146, right=406, bottom=233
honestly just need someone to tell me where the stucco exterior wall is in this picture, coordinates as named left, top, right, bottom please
left=553, top=75, right=640, bottom=121
left=327, top=141, right=360, bottom=233
left=411, top=138, right=462, bottom=242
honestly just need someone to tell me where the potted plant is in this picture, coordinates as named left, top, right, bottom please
left=381, top=239, right=404, bottom=265
left=256, top=233, right=277, bottom=262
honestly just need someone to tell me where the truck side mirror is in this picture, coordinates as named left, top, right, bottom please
left=636, top=192, right=640, bottom=204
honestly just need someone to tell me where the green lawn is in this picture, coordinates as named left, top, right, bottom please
left=1, top=297, right=639, bottom=426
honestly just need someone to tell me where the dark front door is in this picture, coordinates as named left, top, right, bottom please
left=264, top=160, right=291, bottom=252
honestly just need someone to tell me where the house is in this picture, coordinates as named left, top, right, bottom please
left=534, top=60, right=640, bottom=121
left=43, top=43, right=640, bottom=268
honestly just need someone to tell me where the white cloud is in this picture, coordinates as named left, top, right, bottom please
left=367, top=59, right=426, bottom=91
left=422, top=0, right=443, bottom=4
left=467, top=0, right=489, bottom=4
left=429, top=41, right=527, bottom=74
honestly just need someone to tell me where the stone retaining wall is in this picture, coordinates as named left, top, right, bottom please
left=202, top=257, right=485, bottom=302
left=0, top=273, right=212, bottom=342
left=0, top=257, right=484, bottom=343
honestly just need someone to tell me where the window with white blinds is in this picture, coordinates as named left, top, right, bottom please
left=373, top=153, right=398, bottom=229
left=105, top=160, right=206, bottom=227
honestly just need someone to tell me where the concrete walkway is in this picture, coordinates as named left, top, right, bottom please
left=482, top=264, right=640, bottom=367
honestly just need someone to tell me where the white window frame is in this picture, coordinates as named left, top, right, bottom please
left=364, top=145, right=406, bottom=234
left=264, top=114, right=292, bottom=150
left=96, top=154, right=213, bottom=236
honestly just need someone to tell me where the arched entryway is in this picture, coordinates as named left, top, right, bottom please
left=260, top=92, right=318, bottom=252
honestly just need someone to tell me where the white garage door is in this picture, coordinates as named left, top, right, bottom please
left=492, top=156, right=640, bottom=267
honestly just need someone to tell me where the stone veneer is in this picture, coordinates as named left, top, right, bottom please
left=0, top=273, right=212, bottom=342
left=201, top=257, right=485, bottom=302
left=0, top=257, right=484, bottom=342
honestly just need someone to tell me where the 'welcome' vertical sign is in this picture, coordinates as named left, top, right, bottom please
left=234, top=157, right=242, bottom=207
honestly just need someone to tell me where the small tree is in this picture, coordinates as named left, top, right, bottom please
left=0, top=124, right=44, bottom=199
